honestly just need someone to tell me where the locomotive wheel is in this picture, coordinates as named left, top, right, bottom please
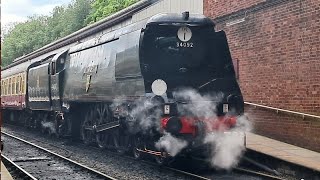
left=113, top=130, right=130, bottom=154
left=34, top=113, right=42, bottom=130
left=155, top=155, right=167, bottom=166
left=56, top=114, right=72, bottom=138
left=132, top=136, right=143, bottom=159
left=81, top=108, right=95, bottom=145
left=95, top=103, right=112, bottom=149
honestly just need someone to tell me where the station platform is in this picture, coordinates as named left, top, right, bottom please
left=1, top=161, right=13, bottom=180
left=246, top=132, right=320, bottom=172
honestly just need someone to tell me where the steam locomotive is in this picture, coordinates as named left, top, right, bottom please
left=1, top=12, right=244, bottom=164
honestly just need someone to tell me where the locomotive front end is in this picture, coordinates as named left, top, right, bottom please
left=136, top=12, right=246, bottom=165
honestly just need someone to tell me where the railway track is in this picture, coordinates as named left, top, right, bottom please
left=2, top=132, right=116, bottom=180
left=1, top=154, right=37, bottom=180
left=2, top=126, right=285, bottom=180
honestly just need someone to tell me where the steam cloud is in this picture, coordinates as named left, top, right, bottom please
left=112, top=89, right=252, bottom=170
left=174, top=89, right=224, bottom=119
left=155, top=132, right=188, bottom=156
left=111, top=96, right=162, bottom=134
left=204, top=115, right=252, bottom=169
left=41, top=121, right=56, bottom=134
left=174, top=89, right=252, bottom=169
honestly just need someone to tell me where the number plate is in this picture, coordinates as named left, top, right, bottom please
left=176, top=42, right=194, bottom=48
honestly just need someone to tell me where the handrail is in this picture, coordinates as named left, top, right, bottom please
left=244, top=102, right=320, bottom=120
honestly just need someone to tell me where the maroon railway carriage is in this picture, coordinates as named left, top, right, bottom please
left=1, top=62, right=29, bottom=111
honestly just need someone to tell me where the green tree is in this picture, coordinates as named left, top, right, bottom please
left=85, top=0, right=139, bottom=24
left=47, top=0, right=92, bottom=40
left=1, top=0, right=92, bottom=66
left=1, top=0, right=138, bottom=66
left=1, top=16, right=48, bottom=66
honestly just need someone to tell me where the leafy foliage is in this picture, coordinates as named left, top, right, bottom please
left=1, top=0, right=92, bottom=66
left=1, top=16, right=49, bottom=66
left=85, top=0, right=139, bottom=24
left=1, top=0, right=139, bottom=67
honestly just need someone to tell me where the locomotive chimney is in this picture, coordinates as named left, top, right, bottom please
left=182, top=11, right=189, bottom=20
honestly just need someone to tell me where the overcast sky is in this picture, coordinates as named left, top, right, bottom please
left=2, top=0, right=73, bottom=28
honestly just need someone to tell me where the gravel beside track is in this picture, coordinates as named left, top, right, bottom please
left=2, top=154, right=37, bottom=180
left=2, top=126, right=197, bottom=180
left=2, top=133, right=116, bottom=180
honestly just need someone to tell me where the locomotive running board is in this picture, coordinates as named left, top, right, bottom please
left=84, top=121, right=120, bottom=133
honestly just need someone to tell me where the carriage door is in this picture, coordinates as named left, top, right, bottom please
left=50, top=50, right=67, bottom=111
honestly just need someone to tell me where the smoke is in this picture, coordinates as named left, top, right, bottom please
left=155, top=132, right=188, bottom=156
left=174, top=89, right=224, bottom=119
left=111, top=97, right=163, bottom=134
left=204, top=132, right=245, bottom=169
left=41, top=121, right=56, bottom=134
left=112, top=89, right=252, bottom=169
left=174, top=89, right=252, bottom=170
left=204, top=115, right=252, bottom=170
left=130, top=99, right=162, bottom=133
left=112, top=97, right=187, bottom=156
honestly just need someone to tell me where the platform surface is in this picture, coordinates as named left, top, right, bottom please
left=246, top=132, right=320, bottom=172
left=1, top=161, right=13, bottom=180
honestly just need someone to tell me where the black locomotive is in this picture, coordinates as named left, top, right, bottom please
left=1, top=12, right=244, bottom=164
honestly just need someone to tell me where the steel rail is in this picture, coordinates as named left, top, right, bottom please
left=1, top=154, right=38, bottom=180
left=102, top=145, right=284, bottom=180
left=2, top=132, right=118, bottom=180
left=244, top=102, right=320, bottom=120
left=3, top=128, right=210, bottom=180
left=234, top=167, right=284, bottom=180
left=2, top=127, right=285, bottom=180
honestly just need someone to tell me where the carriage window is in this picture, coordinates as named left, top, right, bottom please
left=5, top=79, right=8, bottom=95
left=3, top=80, right=5, bottom=95
left=2, top=80, right=4, bottom=96
left=13, top=77, right=16, bottom=95
left=20, top=75, right=23, bottom=94
left=22, top=74, right=26, bottom=94
left=9, top=78, right=12, bottom=95
left=17, top=75, right=20, bottom=94
left=1, top=81, right=3, bottom=95
left=5, top=80, right=7, bottom=95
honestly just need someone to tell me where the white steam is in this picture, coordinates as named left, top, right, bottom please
left=174, top=89, right=252, bottom=170
left=111, top=97, right=162, bottom=134
left=204, top=115, right=252, bottom=169
left=204, top=132, right=245, bottom=169
left=155, top=132, right=188, bottom=156
left=174, top=89, right=224, bottom=119
left=112, top=89, right=252, bottom=170
left=41, top=121, right=56, bottom=134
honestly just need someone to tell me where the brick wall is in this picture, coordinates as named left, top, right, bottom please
left=204, top=0, right=320, bottom=151
left=204, top=0, right=266, bottom=18
left=245, top=106, right=320, bottom=152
